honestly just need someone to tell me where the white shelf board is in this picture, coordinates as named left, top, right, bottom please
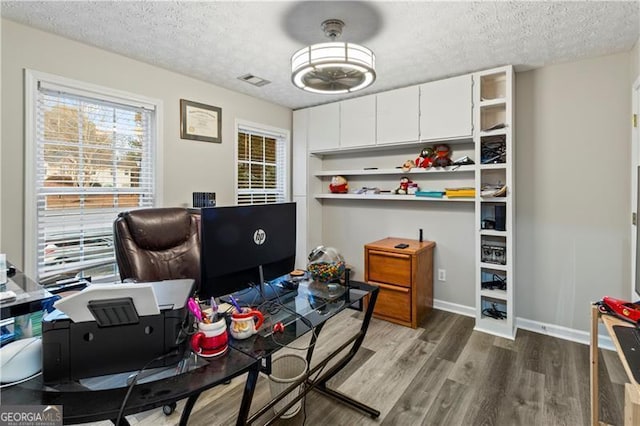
left=480, top=197, right=507, bottom=203
left=480, top=288, right=508, bottom=300
left=479, top=262, right=507, bottom=271
left=314, top=164, right=475, bottom=177
left=314, top=193, right=474, bottom=202
left=479, top=163, right=506, bottom=170
left=479, top=230, right=507, bottom=237
left=310, top=136, right=473, bottom=157
left=479, top=128, right=508, bottom=137
left=479, top=98, right=507, bottom=108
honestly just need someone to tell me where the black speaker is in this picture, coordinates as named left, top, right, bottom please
left=495, top=205, right=506, bottom=231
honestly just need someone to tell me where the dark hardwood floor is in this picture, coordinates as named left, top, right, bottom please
left=103, top=309, right=624, bottom=426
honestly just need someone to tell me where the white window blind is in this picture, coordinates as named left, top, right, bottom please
left=33, top=82, right=155, bottom=284
left=236, top=126, right=288, bottom=205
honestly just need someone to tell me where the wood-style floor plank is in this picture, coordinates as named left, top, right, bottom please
left=77, top=309, right=626, bottom=426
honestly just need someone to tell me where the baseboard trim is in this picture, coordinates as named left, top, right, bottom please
left=516, top=317, right=614, bottom=351
left=432, top=299, right=614, bottom=351
left=433, top=299, right=475, bottom=318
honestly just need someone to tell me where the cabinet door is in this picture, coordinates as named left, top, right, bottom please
left=292, top=109, right=308, bottom=197
left=420, top=74, right=472, bottom=141
left=376, top=86, right=420, bottom=144
left=340, top=95, right=376, bottom=148
left=308, top=103, right=340, bottom=152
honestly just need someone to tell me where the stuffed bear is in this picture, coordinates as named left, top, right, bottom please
left=432, top=144, right=452, bottom=167
left=329, top=175, right=348, bottom=193
left=415, top=147, right=434, bottom=168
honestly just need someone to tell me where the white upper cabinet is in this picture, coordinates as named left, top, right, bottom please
left=308, top=103, right=340, bottom=152
left=376, top=86, right=420, bottom=145
left=420, top=74, right=473, bottom=141
left=339, top=95, right=376, bottom=148
left=292, top=109, right=308, bottom=197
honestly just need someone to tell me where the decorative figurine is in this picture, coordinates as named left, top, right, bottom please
left=394, top=176, right=412, bottom=194
left=329, top=175, right=348, bottom=193
left=432, top=144, right=452, bottom=167
left=415, top=147, right=435, bottom=168
left=401, top=159, right=415, bottom=172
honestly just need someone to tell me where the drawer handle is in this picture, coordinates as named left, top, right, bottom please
left=369, top=250, right=410, bottom=260
left=369, top=282, right=410, bottom=293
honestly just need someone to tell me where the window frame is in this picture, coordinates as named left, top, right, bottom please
left=234, top=119, right=290, bottom=205
left=24, top=69, right=164, bottom=281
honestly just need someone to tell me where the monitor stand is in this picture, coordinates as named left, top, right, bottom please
left=222, top=266, right=297, bottom=307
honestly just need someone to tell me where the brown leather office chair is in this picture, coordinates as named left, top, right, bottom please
left=113, top=208, right=201, bottom=289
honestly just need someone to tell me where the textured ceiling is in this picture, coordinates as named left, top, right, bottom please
left=2, top=1, right=639, bottom=110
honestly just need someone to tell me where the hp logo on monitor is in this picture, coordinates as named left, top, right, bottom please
left=253, top=229, right=266, bottom=245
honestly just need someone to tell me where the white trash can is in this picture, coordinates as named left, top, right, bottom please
left=267, top=353, right=308, bottom=418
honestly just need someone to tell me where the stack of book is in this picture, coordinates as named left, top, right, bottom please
left=415, top=190, right=445, bottom=198
left=445, top=187, right=476, bottom=198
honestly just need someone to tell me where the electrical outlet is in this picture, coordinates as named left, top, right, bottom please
left=438, top=269, right=446, bottom=281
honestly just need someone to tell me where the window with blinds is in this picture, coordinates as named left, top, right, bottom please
left=28, top=74, right=157, bottom=285
left=236, top=126, right=288, bottom=205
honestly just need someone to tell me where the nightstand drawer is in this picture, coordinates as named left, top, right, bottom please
left=372, top=282, right=411, bottom=324
left=367, top=250, right=412, bottom=287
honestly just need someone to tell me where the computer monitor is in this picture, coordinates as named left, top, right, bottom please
left=199, top=202, right=296, bottom=302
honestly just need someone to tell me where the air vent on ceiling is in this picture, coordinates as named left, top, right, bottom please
left=238, top=74, right=271, bottom=87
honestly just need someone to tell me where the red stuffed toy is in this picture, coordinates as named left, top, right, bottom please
left=329, top=175, right=348, bottom=193
left=415, top=147, right=434, bottom=168
left=432, top=144, right=452, bottom=167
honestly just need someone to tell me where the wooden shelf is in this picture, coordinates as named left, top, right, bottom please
left=479, top=128, right=508, bottom=137
left=314, top=164, right=475, bottom=177
left=479, top=163, right=506, bottom=170
left=480, top=230, right=507, bottom=237
left=314, top=193, right=474, bottom=202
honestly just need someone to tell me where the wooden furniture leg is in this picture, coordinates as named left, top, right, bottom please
left=625, top=382, right=640, bottom=426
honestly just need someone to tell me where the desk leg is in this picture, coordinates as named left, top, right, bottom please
left=590, top=304, right=600, bottom=426
left=179, top=393, right=200, bottom=426
left=236, top=365, right=260, bottom=426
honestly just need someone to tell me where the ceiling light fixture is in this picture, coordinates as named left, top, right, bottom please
left=291, top=19, right=376, bottom=94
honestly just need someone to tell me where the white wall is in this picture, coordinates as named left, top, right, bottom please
left=1, top=20, right=291, bottom=269
left=516, top=52, right=631, bottom=332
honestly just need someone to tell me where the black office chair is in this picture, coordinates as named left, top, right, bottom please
left=113, top=207, right=201, bottom=416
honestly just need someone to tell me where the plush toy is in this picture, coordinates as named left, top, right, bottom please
left=401, top=159, right=415, bottom=172
left=432, top=144, right=452, bottom=167
left=415, top=147, right=434, bottom=168
left=329, top=175, right=348, bottom=193
left=394, top=176, right=412, bottom=195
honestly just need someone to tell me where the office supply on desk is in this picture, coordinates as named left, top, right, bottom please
left=230, top=308, right=264, bottom=340
left=190, top=318, right=228, bottom=357
left=42, top=279, right=195, bottom=383
left=0, top=337, right=42, bottom=384
left=53, top=283, right=159, bottom=322
left=187, top=297, right=202, bottom=321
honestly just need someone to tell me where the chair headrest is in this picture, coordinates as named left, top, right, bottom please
left=121, top=208, right=194, bottom=250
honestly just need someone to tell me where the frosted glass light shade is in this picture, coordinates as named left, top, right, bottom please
left=291, top=42, right=376, bottom=94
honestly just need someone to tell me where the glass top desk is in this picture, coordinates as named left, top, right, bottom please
left=1, top=279, right=379, bottom=426
left=0, top=263, right=56, bottom=320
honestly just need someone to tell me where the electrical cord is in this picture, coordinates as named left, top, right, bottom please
left=482, top=302, right=507, bottom=320
left=115, top=349, right=181, bottom=426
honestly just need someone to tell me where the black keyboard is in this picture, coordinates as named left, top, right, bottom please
left=612, top=325, right=640, bottom=383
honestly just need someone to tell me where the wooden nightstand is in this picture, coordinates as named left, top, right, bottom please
left=364, top=237, right=435, bottom=328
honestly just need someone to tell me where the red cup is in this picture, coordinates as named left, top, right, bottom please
left=190, top=318, right=228, bottom=357
left=230, top=308, right=264, bottom=340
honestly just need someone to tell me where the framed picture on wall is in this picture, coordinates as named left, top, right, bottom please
left=180, top=99, right=222, bottom=143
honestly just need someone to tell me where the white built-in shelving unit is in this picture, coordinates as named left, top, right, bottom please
left=292, top=66, right=516, bottom=339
